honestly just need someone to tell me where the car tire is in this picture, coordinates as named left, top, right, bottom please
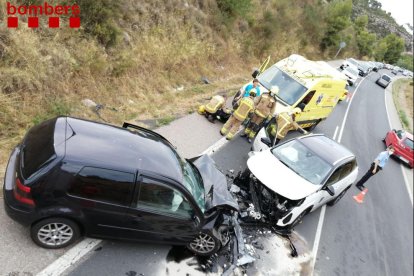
left=31, top=218, right=81, bottom=249
left=187, top=230, right=221, bottom=256
left=327, top=186, right=351, bottom=206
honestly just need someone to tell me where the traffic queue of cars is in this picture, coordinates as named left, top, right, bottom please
left=3, top=55, right=412, bottom=256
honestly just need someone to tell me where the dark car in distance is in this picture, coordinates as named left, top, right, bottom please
left=375, top=74, right=392, bottom=88
left=4, top=117, right=238, bottom=255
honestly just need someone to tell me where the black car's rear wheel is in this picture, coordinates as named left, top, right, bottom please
left=187, top=231, right=221, bottom=256
left=31, top=218, right=80, bottom=249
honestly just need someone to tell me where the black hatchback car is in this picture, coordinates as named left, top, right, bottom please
left=4, top=117, right=238, bottom=255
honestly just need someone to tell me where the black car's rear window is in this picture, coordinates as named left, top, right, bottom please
left=382, top=75, right=391, bottom=81
left=22, top=118, right=62, bottom=179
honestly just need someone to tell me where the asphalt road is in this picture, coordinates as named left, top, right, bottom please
left=1, top=62, right=412, bottom=276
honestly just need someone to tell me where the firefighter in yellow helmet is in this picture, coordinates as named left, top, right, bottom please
left=220, top=90, right=256, bottom=140
left=268, top=106, right=308, bottom=145
left=243, top=87, right=278, bottom=143
left=198, top=95, right=231, bottom=123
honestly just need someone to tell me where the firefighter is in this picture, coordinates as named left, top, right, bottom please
left=269, top=107, right=308, bottom=145
left=220, top=90, right=256, bottom=140
left=243, top=87, right=278, bottom=143
left=198, top=95, right=231, bottom=123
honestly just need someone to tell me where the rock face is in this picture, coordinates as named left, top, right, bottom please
left=352, top=4, right=413, bottom=51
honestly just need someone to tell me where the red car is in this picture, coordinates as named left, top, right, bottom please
left=384, top=129, right=414, bottom=168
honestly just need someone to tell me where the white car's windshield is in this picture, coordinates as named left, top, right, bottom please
left=258, top=65, right=307, bottom=105
left=271, top=140, right=332, bottom=184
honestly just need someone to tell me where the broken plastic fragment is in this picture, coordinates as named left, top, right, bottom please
left=230, top=184, right=241, bottom=193
left=237, top=255, right=256, bottom=266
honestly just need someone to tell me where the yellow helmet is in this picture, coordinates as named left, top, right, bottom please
left=270, top=85, right=280, bottom=95
left=249, top=89, right=257, bottom=97
left=198, top=105, right=206, bottom=114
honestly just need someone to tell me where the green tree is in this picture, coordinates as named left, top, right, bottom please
left=354, top=16, right=376, bottom=57
left=356, top=30, right=377, bottom=57
left=396, top=54, right=413, bottom=71
left=320, top=0, right=353, bottom=50
left=374, top=40, right=388, bottom=61
left=382, top=34, right=405, bottom=63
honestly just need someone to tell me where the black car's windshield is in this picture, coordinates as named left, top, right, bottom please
left=271, top=140, right=333, bottom=184
left=181, top=160, right=205, bottom=212
left=258, top=65, right=307, bottom=105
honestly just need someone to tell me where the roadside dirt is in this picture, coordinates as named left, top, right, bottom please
left=394, top=78, right=413, bottom=132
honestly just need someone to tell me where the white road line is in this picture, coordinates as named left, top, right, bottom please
left=201, top=136, right=230, bottom=155
left=312, top=77, right=365, bottom=274
left=311, top=205, right=326, bottom=270
left=384, top=86, right=413, bottom=206
left=338, top=80, right=364, bottom=143
left=333, top=126, right=339, bottom=141
left=37, top=129, right=236, bottom=276
left=36, top=238, right=102, bottom=276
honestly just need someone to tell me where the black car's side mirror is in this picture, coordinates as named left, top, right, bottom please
left=261, top=137, right=272, bottom=147
left=252, top=69, right=260, bottom=78
left=324, top=186, right=335, bottom=196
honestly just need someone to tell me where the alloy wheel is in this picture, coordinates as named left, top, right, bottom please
left=189, top=233, right=217, bottom=254
left=37, top=222, right=74, bottom=247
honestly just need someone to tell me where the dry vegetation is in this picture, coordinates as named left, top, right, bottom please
left=0, top=0, right=343, bottom=177
left=392, top=78, right=414, bottom=132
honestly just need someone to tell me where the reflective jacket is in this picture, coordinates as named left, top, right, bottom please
left=233, top=97, right=255, bottom=121
left=205, top=95, right=225, bottom=113
left=254, top=93, right=276, bottom=118
left=272, top=112, right=301, bottom=139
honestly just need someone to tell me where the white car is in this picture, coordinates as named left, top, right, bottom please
left=242, top=134, right=358, bottom=229
left=342, top=66, right=359, bottom=86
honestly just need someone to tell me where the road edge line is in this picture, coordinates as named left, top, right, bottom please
left=384, top=83, right=413, bottom=206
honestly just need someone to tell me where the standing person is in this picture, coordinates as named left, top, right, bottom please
left=220, top=91, right=256, bottom=140
left=268, top=107, right=308, bottom=145
left=232, top=79, right=261, bottom=108
left=243, top=87, right=278, bottom=143
left=355, top=146, right=395, bottom=190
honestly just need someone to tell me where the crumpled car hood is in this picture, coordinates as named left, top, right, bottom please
left=192, top=154, right=239, bottom=211
left=247, top=150, right=321, bottom=200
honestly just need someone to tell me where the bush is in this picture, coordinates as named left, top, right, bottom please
left=216, top=0, right=252, bottom=19
left=76, top=0, right=122, bottom=47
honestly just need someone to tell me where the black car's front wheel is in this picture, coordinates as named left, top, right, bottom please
left=31, top=218, right=81, bottom=249
left=187, top=231, right=221, bottom=256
